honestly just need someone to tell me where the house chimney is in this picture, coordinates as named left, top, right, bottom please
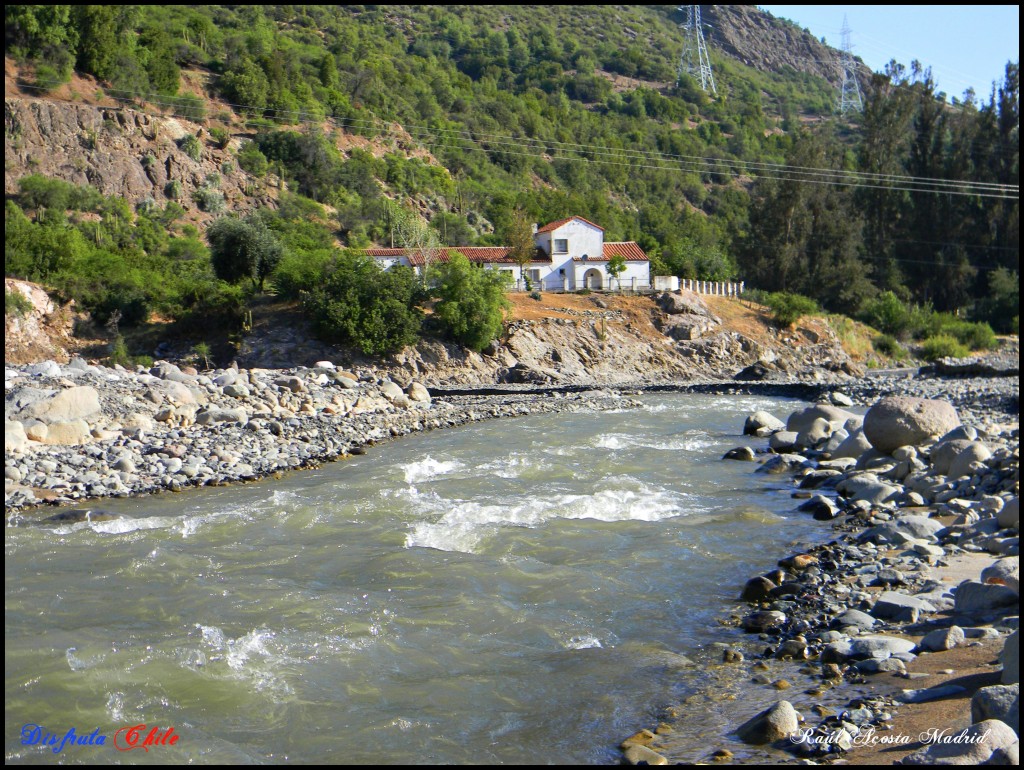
left=531, top=223, right=538, bottom=234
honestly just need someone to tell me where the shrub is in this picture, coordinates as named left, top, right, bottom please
left=193, top=185, right=225, bottom=213
left=919, top=335, right=969, bottom=361
left=208, top=126, right=230, bottom=149
left=174, top=279, right=248, bottom=335
left=164, top=180, right=183, bottom=200
left=207, top=215, right=283, bottom=290
left=271, top=248, right=334, bottom=300
left=765, top=292, right=818, bottom=328
left=237, top=141, right=269, bottom=177
left=177, top=133, right=202, bottom=162
left=933, top=317, right=997, bottom=351
left=304, top=252, right=422, bottom=355
left=873, top=334, right=907, bottom=361
left=529, top=290, right=542, bottom=301
left=430, top=255, right=511, bottom=352
left=5, top=289, right=34, bottom=317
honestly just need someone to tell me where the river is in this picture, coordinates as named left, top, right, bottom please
left=6, top=392, right=841, bottom=764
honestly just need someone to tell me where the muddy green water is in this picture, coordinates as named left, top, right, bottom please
left=6, top=393, right=835, bottom=764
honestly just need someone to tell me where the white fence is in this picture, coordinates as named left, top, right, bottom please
left=679, top=278, right=745, bottom=297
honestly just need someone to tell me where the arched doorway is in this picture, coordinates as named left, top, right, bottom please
left=583, top=268, right=603, bottom=290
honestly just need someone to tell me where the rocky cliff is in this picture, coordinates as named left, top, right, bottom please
left=704, top=6, right=854, bottom=87
left=4, top=95, right=275, bottom=217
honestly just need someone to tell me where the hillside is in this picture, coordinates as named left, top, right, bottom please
left=3, top=4, right=1017, bottom=370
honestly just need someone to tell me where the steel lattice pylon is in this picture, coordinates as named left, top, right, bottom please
left=677, top=5, right=716, bottom=95
left=837, top=16, right=863, bottom=115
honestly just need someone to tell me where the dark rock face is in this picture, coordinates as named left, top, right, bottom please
left=4, top=98, right=273, bottom=214
left=703, top=6, right=849, bottom=87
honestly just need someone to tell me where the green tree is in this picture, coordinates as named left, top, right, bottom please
left=430, top=253, right=511, bottom=351
left=206, top=215, right=283, bottom=290
left=606, top=254, right=626, bottom=290
left=304, top=251, right=422, bottom=355
left=504, top=208, right=536, bottom=288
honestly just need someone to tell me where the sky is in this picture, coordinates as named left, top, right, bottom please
left=758, top=5, right=1019, bottom=101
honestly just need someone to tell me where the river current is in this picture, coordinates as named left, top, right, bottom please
left=6, top=393, right=840, bottom=764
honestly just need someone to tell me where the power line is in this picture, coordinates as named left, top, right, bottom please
left=12, top=80, right=1019, bottom=199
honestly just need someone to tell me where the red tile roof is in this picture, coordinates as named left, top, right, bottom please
left=570, top=242, right=649, bottom=262
left=603, top=241, right=649, bottom=261
left=535, top=216, right=605, bottom=234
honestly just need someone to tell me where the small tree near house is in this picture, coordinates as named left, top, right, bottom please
left=607, top=254, right=627, bottom=290
left=506, top=208, right=536, bottom=289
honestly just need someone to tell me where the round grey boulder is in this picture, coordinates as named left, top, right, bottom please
left=863, top=396, right=961, bottom=455
left=899, top=719, right=1018, bottom=765
left=735, top=700, right=799, bottom=744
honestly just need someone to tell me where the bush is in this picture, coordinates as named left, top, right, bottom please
left=304, top=252, right=422, bottom=355
left=177, top=133, right=202, bottom=162
left=207, top=216, right=283, bottom=290
left=271, top=248, right=334, bottom=300
left=174, top=279, right=249, bottom=335
left=919, top=335, right=969, bottom=361
left=164, top=180, right=183, bottom=200
left=765, top=292, right=818, bottom=328
left=933, top=317, right=997, bottom=351
left=193, top=185, right=225, bottom=214
left=237, top=141, right=269, bottom=177
left=5, top=289, right=34, bottom=317
left=33, top=63, right=69, bottom=92
left=873, top=334, right=908, bottom=361
left=208, top=126, right=231, bottom=149
left=430, top=255, right=511, bottom=352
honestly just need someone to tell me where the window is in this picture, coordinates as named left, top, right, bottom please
left=553, top=238, right=568, bottom=254
left=528, top=269, right=541, bottom=282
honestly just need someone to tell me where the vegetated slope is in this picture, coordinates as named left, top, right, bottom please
left=230, top=287, right=861, bottom=387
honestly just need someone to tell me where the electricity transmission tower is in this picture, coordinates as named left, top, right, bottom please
left=837, top=15, right=863, bottom=115
left=677, top=5, right=716, bottom=95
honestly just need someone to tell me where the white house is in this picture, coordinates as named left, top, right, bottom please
left=365, top=216, right=651, bottom=291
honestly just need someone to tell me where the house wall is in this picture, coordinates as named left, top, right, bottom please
left=537, top=220, right=604, bottom=261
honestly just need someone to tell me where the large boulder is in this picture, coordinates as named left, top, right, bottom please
left=953, top=581, right=1019, bottom=614
left=657, top=290, right=718, bottom=320
left=21, top=385, right=101, bottom=424
left=899, top=719, right=1018, bottom=764
left=735, top=701, right=799, bottom=744
left=997, top=498, right=1019, bottom=531
left=947, top=442, right=993, bottom=479
left=830, top=428, right=873, bottom=460
left=863, top=396, right=961, bottom=455
left=786, top=404, right=855, bottom=435
left=971, top=684, right=1019, bottom=729
left=5, top=420, right=28, bottom=452
left=981, top=557, right=1019, bottom=596
left=1001, top=630, right=1019, bottom=685
left=930, top=438, right=975, bottom=475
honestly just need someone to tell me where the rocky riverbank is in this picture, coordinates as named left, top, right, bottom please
left=5, top=357, right=646, bottom=517
left=619, top=378, right=1019, bottom=765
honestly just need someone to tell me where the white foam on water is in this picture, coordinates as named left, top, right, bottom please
left=562, top=634, right=603, bottom=650
left=403, top=456, right=464, bottom=485
left=197, top=625, right=295, bottom=699
left=105, top=691, right=126, bottom=722
left=595, top=434, right=627, bottom=449
left=478, top=452, right=549, bottom=479
left=404, top=480, right=690, bottom=553
left=65, top=646, right=104, bottom=671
